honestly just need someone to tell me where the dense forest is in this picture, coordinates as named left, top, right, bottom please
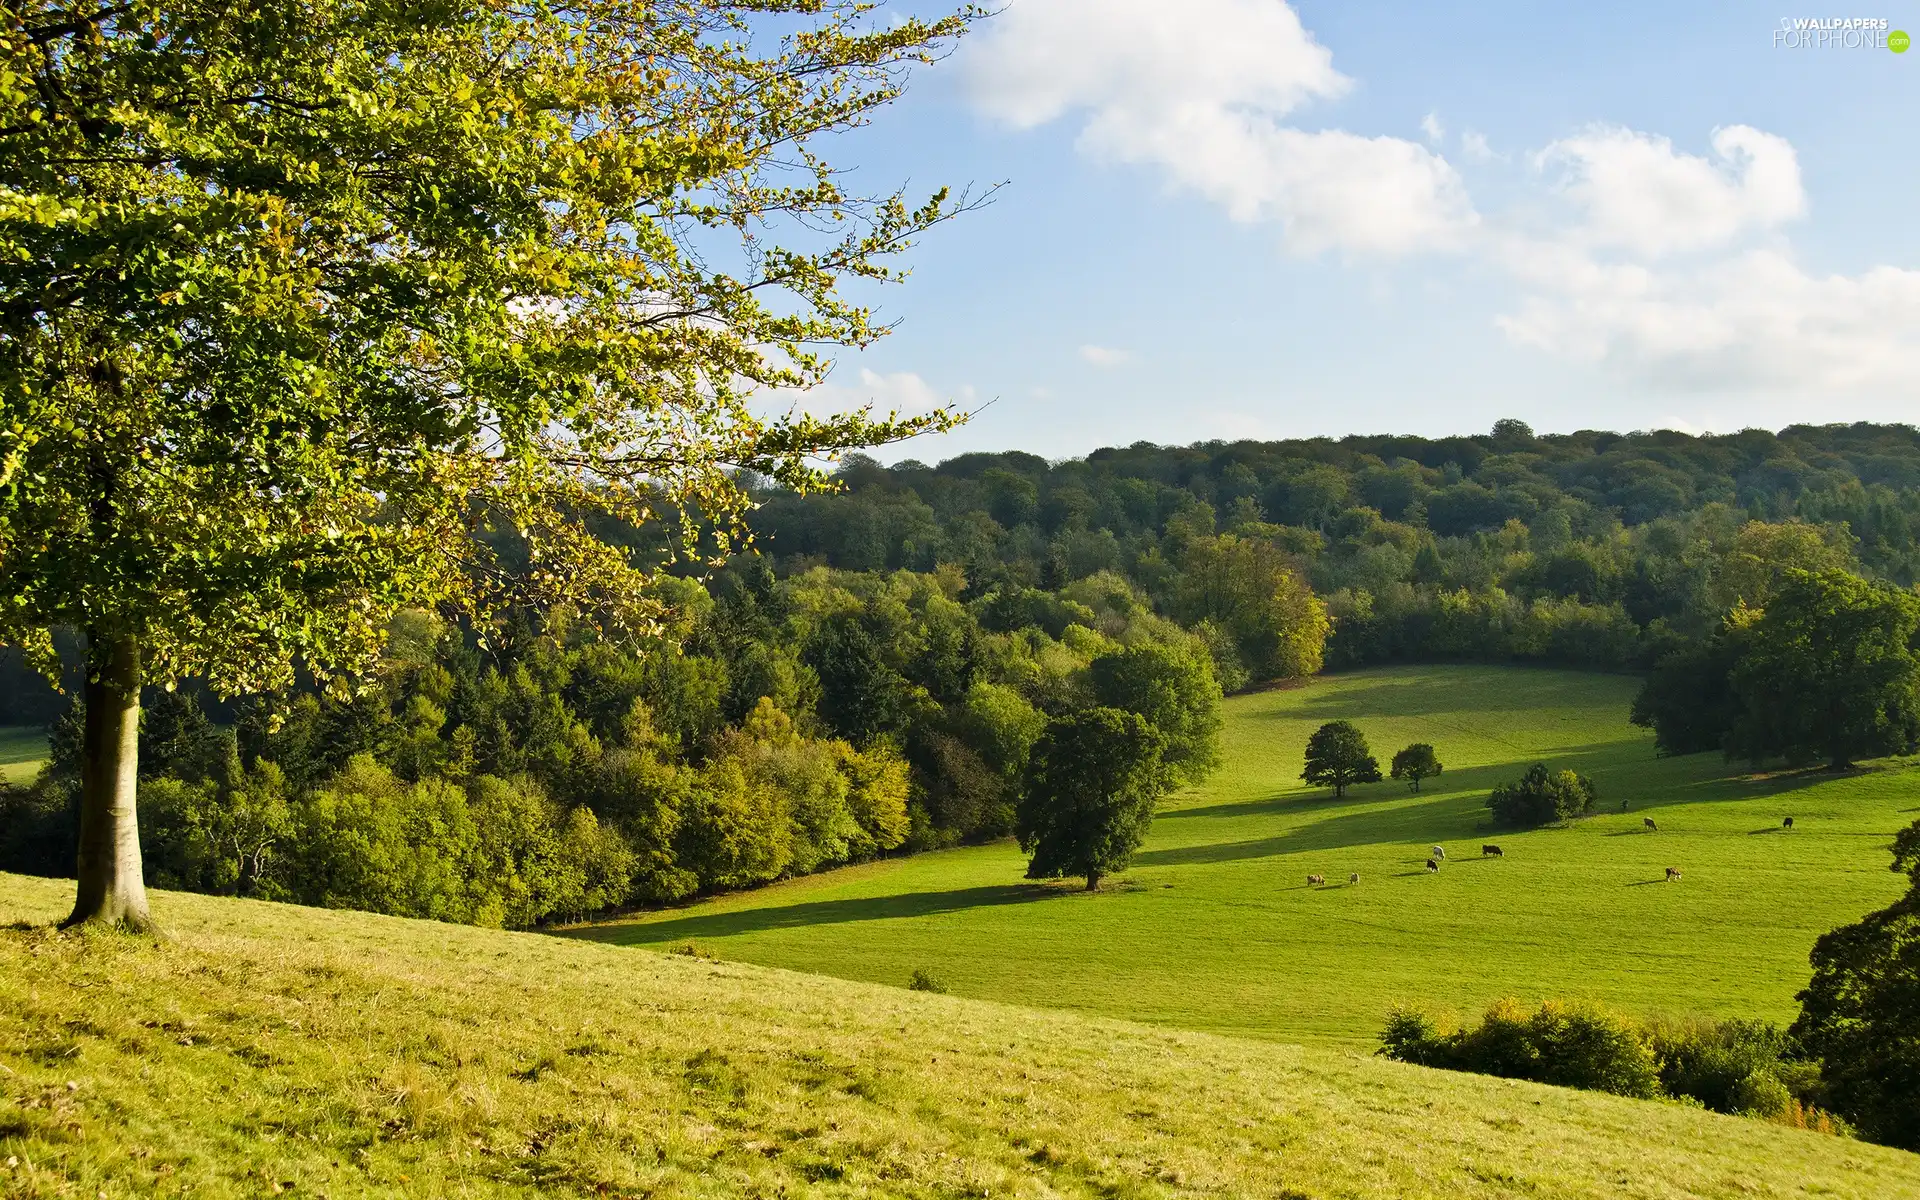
left=8, top=419, right=1920, bottom=924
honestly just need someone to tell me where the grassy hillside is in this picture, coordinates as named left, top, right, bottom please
left=0, top=724, right=45, bottom=784
left=573, top=666, right=1916, bottom=1045
left=3, top=873, right=1917, bottom=1199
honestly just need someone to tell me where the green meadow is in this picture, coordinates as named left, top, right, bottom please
left=0, top=723, right=46, bottom=784
left=5, top=872, right=1917, bottom=1199
left=571, top=665, right=1917, bottom=1045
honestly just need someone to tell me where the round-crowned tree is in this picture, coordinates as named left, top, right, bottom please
left=1302, top=721, right=1381, bottom=798
left=1390, top=743, right=1444, bottom=792
left=1017, top=708, right=1166, bottom=891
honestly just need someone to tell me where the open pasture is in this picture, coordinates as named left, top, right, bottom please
left=5, top=872, right=1917, bottom=1198
left=572, top=665, right=1918, bottom=1045
left=0, top=723, right=46, bottom=784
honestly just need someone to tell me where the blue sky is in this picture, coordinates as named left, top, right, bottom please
left=787, top=1, right=1920, bottom=462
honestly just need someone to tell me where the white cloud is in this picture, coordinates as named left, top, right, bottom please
left=785, top=368, right=964, bottom=419
left=965, top=0, right=1476, bottom=256
left=1496, top=247, right=1920, bottom=393
left=1460, top=130, right=1499, bottom=163
left=1537, top=124, right=1807, bottom=258
left=1079, top=344, right=1134, bottom=368
left=966, top=1, right=1915, bottom=398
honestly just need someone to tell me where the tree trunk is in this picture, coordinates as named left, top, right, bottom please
left=64, top=633, right=150, bottom=930
left=1084, top=871, right=1101, bottom=892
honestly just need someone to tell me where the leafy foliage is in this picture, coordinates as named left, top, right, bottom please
left=1388, top=742, right=1442, bottom=791
left=1016, top=707, right=1167, bottom=890
left=1724, top=571, right=1920, bottom=769
left=1301, top=721, right=1380, bottom=798
left=1486, top=763, right=1596, bottom=828
left=1792, top=818, right=1920, bottom=1150
left=1382, top=1001, right=1835, bottom=1126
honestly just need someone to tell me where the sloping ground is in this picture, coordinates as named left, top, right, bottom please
left=572, top=666, right=1915, bottom=1044
left=3, top=874, right=1915, bottom=1199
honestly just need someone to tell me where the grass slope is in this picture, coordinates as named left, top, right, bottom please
left=0, top=724, right=46, bottom=784
left=3, top=873, right=1917, bottom=1199
left=574, top=666, right=1917, bottom=1045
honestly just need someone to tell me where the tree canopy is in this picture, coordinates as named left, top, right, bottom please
left=1389, top=743, right=1442, bottom=792
left=1301, top=720, right=1380, bottom=798
left=1016, top=707, right=1166, bottom=891
left=0, top=0, right=978, bottom=926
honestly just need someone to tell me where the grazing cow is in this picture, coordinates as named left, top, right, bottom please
left=1307, top=874, right=1325, bottom=886
left=1643, top=817, right=1658, bottom=832
left=1482, top=844, right=1504, bottom=857
left=1349, top=873, right=1360, bottom=885
left=1621, top=800, right=1629, bottom=812
left=1430, top=845, right=1446, bottom=860
left=1783, top=816, right=1795, bottom=829
left=1425, top=859, right=1440, bottom=873
left=1666, top=866, right=1683, bottom=882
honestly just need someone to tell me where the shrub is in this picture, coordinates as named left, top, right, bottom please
left=907, top=969, right=948, bottom=994
left=1383, top=1003, right=1845, bottom=1127
left=1486, top=763, right=1595, bottom=828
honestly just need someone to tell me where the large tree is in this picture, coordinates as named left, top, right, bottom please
left=1725, top=569, right=1920, bottom=770
left=0, top=0, right=977, bottom=927
left=1016, top=707, right=1165, bottom=891
left=1087, top=637, right=1222, bottom=786
left=1301, top=720, right=1379, bottom=798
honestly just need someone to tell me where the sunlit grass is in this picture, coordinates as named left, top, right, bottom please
left=4, top=872, right=1916, bottom=1198
left=574, top=665, right=1917, bottom=1045
left=0, top=723, right=46, bottom=785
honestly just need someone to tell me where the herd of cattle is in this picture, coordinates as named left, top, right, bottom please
left=1302, top=815, right=1797, bottom=888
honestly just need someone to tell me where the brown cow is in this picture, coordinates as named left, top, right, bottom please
left=1349, top=873, right=1360, bottom=885
left=1783, top=816, right=1794, bottom=829
left=1643, top=817, right=1658, bottom=832
left=1425, top=859, right=1440, bottom=873
left=1482, top=844, right=1504, bottom=857
left=1307, top=874, right=1325, bottom=886
left=1665, top=866, right=1683, bottom=882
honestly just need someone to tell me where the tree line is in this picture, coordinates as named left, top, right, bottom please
left=0, top=564, right=1225, bottom=924
left=744, top=421, right=1920, bottom=674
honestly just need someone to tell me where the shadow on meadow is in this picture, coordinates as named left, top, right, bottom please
left=563, top=882, right=1059, bottom=946
left=1249, top=667, right=1639, bottom=722
left=1136, top=746, right=1839, bottom=868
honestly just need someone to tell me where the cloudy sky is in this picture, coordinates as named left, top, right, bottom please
left=790, top=0, right=1920, bottom=461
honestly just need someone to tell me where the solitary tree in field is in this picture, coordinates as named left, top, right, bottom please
left=1017, top=708, right=1165, bottom=891
left=0, top=0, right=979, bottom=928
left=1390, top=743, right=1443, bottom=792
left=1725, top=570, right=1920, bottom=770
left=1301, top=721, right=1380, bottom=798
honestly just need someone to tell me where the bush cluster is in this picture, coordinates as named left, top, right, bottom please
left=1486, top=763, right=1596, bottom=828
left=1380, top=1000, right=1845, bottom=1131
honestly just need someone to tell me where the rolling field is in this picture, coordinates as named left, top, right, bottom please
left=4, top=872, right=1917, bottom=1199
left=571, top=665, right=1918, bottom=1046
left=0, top=723, right=46, bottom=784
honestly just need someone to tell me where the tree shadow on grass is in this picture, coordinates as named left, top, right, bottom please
left=559, top=883, right=1060, bottom=946
left=1136, top=746, right=1843, bottom=869
left=1247, top=667, right=1639, bottom=722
